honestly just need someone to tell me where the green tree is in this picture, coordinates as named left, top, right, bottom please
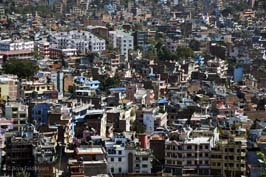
left=158, top=46, right=177, bottom=60
left=189, top=40, right=200, bottom=51
left=144, top=47, right=157, bottom=60
left=3, top=59, right=39, bottom=79
left=176, top=47, right=194, bottom=60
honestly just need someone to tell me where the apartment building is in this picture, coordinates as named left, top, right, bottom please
left=49, top=30, right=106, bottom=53
left=0, top=39, right=34, bottom=51
left=68, top=145, right=108, bottom=177
left=105, top=135, right=129, bottom=174
left=109, top=30, right=134, bottom=60
left=165, top=127, right=219, bottom=176
left=206, top=57, right=228, bottom=79
left=210, top=137, right=247, bottom=177
left=143, top=107, right=167, bottom=134
left=36, top=41, right=50, bottom=58
left=0, top=75, right=18, bottom=101
left=5, top=102, right=28, bottom=131
left=21, top=81, right=55, bottom=98
left=105, top=134, right=153, bottom=175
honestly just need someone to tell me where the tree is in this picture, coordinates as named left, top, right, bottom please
left=176, top=47, right=194, bottom=60
left=144, top=47, right=157, bottom=60
left=3, top=59, right=39, bottom=79
left=158, top=46, right=177, bottom=60
left=189, top=40, right=200, bottom=51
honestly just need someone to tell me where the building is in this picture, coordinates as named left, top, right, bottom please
left=5, top=102, right=28, bottom=132
left=68, top=145, right=108, bottom=177
left=164, top=127, right=219, bottom=176
left=133, top=31, right=149, bottom=49
left=0, top=75, right=18, bottom=101
left=109, top=30, right=134, bottom=60
left=210, top=137, right=247, bottom=177
left=31, top=102, right=53, bottom=127
left=49, top=30, right=106, bottom=53
left=21, top=81, right=55, bottom=98
left=143, top=107, right=167, bottom=134
left=0, top=39, right=34, bottom=51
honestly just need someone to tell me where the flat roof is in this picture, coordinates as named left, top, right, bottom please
left=76, top=147, right=104, bottom=155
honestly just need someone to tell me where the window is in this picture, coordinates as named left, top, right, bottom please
left=187, top=145, right=192, bottom=150
left=118, top=157, right=122, bottom=162
left=142, top=164, right=148, bottom=168
left=118, top=167, right=122, bottom=173
left=111, top=168, right=114, bottom=173
left=187, top=161, right=192, bottom=165
left=118, top=151, right=122, bottom=155
left=136, top=164, right=140, bottom=168
left=142, top=157, right=148, bottom=161
left=111, top=158, right=114, bottom=162
left=136, top=157, right=140, bottom=161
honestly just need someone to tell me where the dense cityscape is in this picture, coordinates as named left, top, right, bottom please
left=0, top=0, right=266, bottom=177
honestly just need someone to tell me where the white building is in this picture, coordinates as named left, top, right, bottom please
left=105, top=135, right=153, bottom=174
left=143, top=107, right=168, bottom=134
left=49, top=30, right=106, bottom=53
left=109, top=31, right=133, bottom=60
left=0, top=39, right=34, bottom=51
left=105, top=136, right=129, bottom=174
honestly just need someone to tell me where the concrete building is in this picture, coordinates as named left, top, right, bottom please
left=0, top=75, right=18, bottom=101
left=210, top=137, right=247, bottom=177
left=0, top=39, right=34, bottom=51
left=109, top=30, right=134, bottom=60
left=68, top=145, right=108, bottom=177
left=143, top=107, right=167, bottom=134
left=5, top=102, right=28, bottom=132
left=165, top=127, right=219, bottom=176
left=49, top=30, right=106, bottom=53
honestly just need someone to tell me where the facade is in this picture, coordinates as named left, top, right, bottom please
left=31, top=102, right=53, bottom=127
left=49, top=30, right=106, bottom=53
left=0, top=75, right=18, bottom=101
left=210, top=137, right=247, bottom=177
left=109, top=30, right=134, bottom=60
left=5, top=102, right=28, bottom=132
left=21, top=81, right=55, bottom=98
left=164, top=128, right=219, bottom=176
left=143, top=107, right=168, bottom=134
left=0, top=40, right=34, bottom=51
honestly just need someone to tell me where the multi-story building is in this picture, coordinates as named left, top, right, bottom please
left=0, top=75, right=18, bottom=101
left=133, top=31, right=149, bottom=49
left=49, top=30, right=106, bottom=53
left=5, top=102, right=28, bottom=132
left=36, top=41, right=50, bottom=58
left=210, top=137, right=247, bottom=177
left=109, top=30, right=134, bottom=60
left=105, top=135, right=153, bottom=175
left=105, top=135, right=129, bottom=174
left=21, top=81, right=55, bottom=98
left=165, top=127, right=219, bottom=176
left=143, top=107, right=167, bottom=134
left=68, top=145, right=108, bottom=177
left=0, top=39, right=34, bottom=51
left=206, top=57, right=228, bottom=79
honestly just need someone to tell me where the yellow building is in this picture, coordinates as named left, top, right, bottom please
left=0, top=75, right=18, bottom=101
left=21, top=81, right=55, bottom=97
left=210, top=137, right=247, bottom=177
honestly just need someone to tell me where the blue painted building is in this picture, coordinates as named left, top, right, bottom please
left=32, top=103, right=52, bottom=127
left=234, top=65, right=244, bottom=82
